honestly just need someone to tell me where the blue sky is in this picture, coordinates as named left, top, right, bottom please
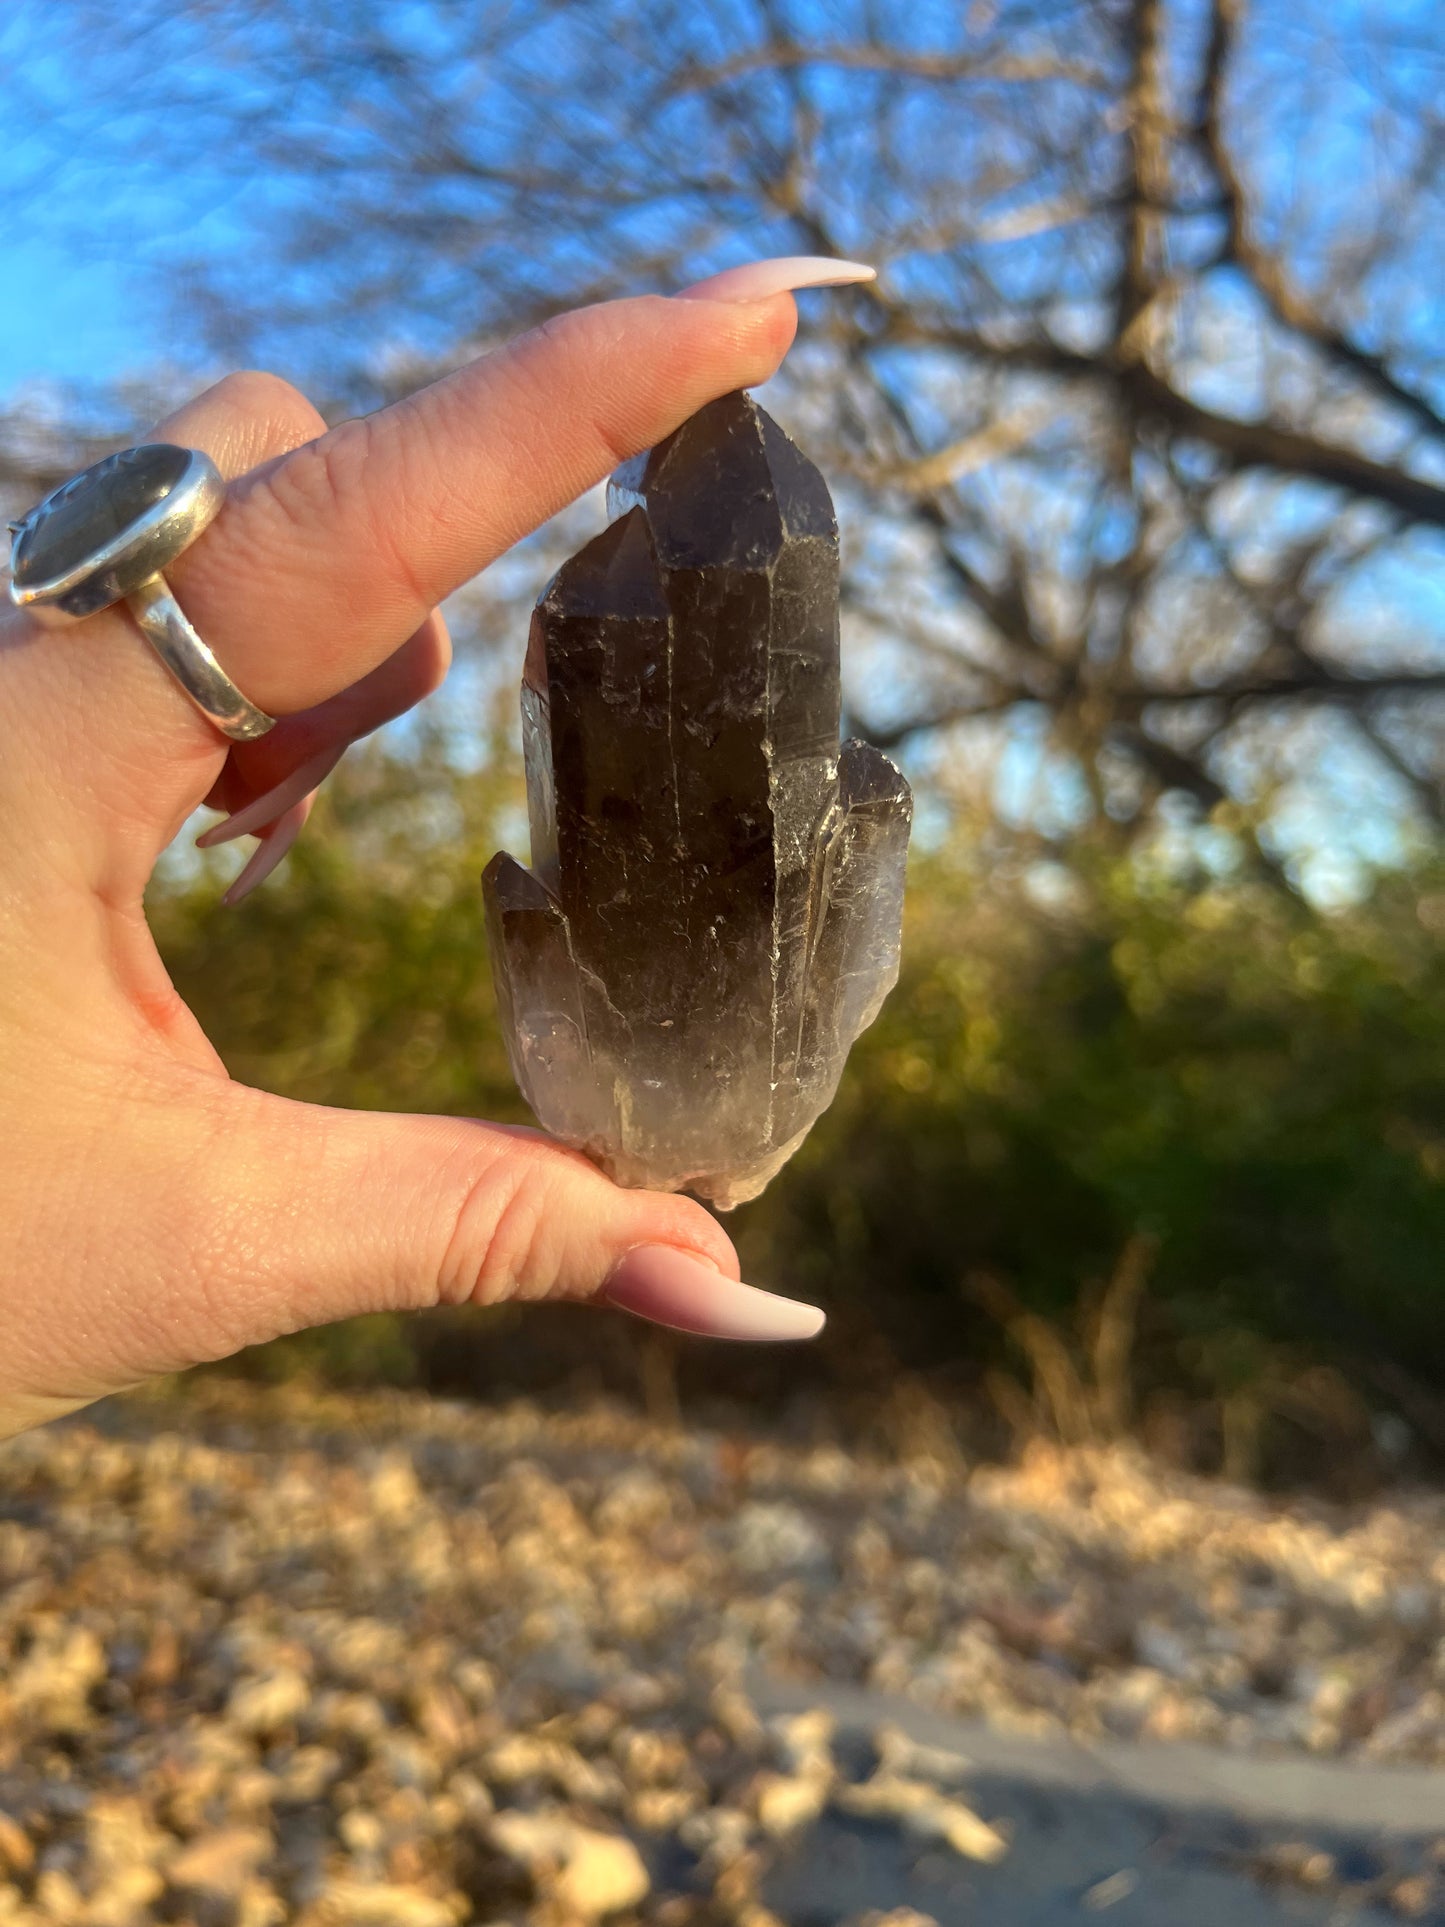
left=2, top=75, right=177, bottom=394
left=0, top=31, right=243, bottom=397
left=4, top=0, right=1439, bottom=907
left=0, top=238, right=153, bottom=390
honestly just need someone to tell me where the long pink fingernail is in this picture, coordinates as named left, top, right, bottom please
left=603, top=1245, right=825, bottom=1342
left=222, top=795, right=314, bottom=907
left=198, top=744, right=345, bottom=849
left=675, top=256, right=876, bottom=304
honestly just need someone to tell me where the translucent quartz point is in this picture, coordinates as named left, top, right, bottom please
left=483, top=391, right=911, bottom=1208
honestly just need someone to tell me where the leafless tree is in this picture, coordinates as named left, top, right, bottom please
left=7, top=0, right=1444, bottom=883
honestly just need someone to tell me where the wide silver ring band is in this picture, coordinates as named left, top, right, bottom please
left=6, top=443, right=277, bottom=744
left=127, top=575, right=276, bottom=742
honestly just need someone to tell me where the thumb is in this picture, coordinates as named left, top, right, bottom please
left=196, top=1085, right=826, bottom=1356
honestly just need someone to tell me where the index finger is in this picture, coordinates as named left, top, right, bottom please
left=166, top=293, right=798, bottom=718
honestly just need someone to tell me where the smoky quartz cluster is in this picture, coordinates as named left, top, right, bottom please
left=484, top=392, right=911, bottom=1207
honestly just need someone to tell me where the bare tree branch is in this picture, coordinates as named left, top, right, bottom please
left=675, top=43, right=1111, bottom=94
left=1200, top=0, right=1445, bottom=444
left=8, top=0, right=1442, bottom=862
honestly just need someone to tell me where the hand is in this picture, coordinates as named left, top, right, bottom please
left=0, top=261, right=865, bottom=1437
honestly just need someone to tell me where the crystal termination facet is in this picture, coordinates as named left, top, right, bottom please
left=483, top=391, right=911, bottom=1208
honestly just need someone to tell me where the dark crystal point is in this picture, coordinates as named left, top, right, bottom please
left=484, top=392, right=911, bottom=1207
left=10, top=444, right=188, bottom=587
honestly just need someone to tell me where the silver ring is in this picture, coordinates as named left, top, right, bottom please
left=4, top=444, right=276, bottom=742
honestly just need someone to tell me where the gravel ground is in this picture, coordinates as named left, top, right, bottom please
left=1, top=1378, right=1443, bottom=1924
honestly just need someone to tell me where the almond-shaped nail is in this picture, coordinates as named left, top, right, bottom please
left=222, top=795, right=313, bottom=907
left=603, top=1245, right=825, bottom=1342
left=675, top=256, right=876, bottom=304
left=198, top=744, right=346, bottom=849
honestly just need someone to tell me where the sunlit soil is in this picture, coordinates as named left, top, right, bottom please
left=1, top=1380, right=1443, bottom=1922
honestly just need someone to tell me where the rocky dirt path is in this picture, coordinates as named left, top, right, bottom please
left=0, top=1380, right=1442, bottom=1924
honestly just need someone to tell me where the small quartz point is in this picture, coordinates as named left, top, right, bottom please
left=483, top=391, right=911, bottom=1208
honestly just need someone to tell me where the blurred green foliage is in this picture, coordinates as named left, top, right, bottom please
left=150, top=737, right=1445, bottom=1430
left=740, top=836, right=1445, bottom=1392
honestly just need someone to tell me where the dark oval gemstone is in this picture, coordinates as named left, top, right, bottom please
left=12, top=444, right=189, bottom=588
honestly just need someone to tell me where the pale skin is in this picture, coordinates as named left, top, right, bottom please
left=0, top=258, right=877, bottom=1439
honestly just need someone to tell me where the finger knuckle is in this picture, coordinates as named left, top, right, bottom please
left=264, top=417, right=374, bottom=527
left=256, top=417, right=432, bottom=613
left=437, top=1135, right=596, bottom=1310
left=207, top=368, right=322, bottom=438
left=512, top=309, right=638, bottom=473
